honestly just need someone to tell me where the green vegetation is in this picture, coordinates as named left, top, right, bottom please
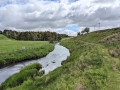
left=78, top=27, right=90, bottom=36
left=39, top=70, right=45, bottom=76
left=81, top=27, right=90, bottom=34
left=2, top=28, right=120, bottom=90
left=0, top=34, right=54, bottom=68
left=3, top=30, right=68, bottom=41
left=0, top=34, right=10, bottom=40
left=0, top=30, right=2, bottom=34
left=77, top=32, right=81, bottom=36
left=0, top=63, right=42, bottom=90
left=20, top=63, right=42, bottom=72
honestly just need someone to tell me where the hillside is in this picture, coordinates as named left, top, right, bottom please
left=3, top=28, right=120, bottom=90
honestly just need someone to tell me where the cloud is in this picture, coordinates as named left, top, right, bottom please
left=0, top=0, right=120, bottom=36
left=94, top=0, right=115, bottom=4
left=60, top=29, right=77, bottom=36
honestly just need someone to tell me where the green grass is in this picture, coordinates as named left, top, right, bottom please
left=3, top=28, right=120, bottom=90
left=20, top=63, right=42, bottom=72
left=0, top=35, right=54, bottom=68
left=0, top=34, right=10, bottom=40
left=0, top=63, right=42, bottom=90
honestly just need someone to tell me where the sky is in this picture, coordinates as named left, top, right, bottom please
left=0, top=0, right=120, bottom=36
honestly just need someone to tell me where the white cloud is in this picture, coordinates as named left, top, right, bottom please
left=0, top=0, right=120, bottom=36
left=60, top=29, right=77, bottom=36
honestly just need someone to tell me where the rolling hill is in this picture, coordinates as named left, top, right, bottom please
left=1, top=28, right=120, bottom=90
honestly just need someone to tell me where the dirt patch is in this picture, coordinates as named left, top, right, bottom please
left=75, top=84, right=85, bottom=90
left=109, top=49, right=120, bottom=57
left=101, top=32, right=120, bottom=42
left=103, top=56, right=109, bottom=59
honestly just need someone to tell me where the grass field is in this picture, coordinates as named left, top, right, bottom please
left=1, top=28, right=120, bottom=90
left=0, top=34, right=54, bottom=68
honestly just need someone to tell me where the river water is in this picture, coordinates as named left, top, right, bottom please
left=0, top=43, right=70, bottom=84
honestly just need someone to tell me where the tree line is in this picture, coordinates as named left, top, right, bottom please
left=0, top=30, right=68, bottom=41
left=0, top=30, right=2, bottom=34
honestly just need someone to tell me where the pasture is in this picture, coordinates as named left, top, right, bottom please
left=0, top=34, right=54, bottom=67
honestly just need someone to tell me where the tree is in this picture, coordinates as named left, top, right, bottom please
left=49, top=37, right=54, bottom=43
left=84, top=27, right=90, bottom=33
left=0, top=30, right=2, bottom=34
left=57, top=35, right=62, bottom=41
left=77, top=32, right=81, bottom=36
left=3, top=30, right=68, bottom=41
left=81, top=27, right=90, bottom=34
left=81, top=30, right=85, bottom=34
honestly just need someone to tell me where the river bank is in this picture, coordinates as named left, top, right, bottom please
left=0, top=35, right=54, bottom=68
left=0, top=43, right=70, bottom=85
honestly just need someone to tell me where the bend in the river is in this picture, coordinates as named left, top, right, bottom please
left=0, top=43, right=70, bottom=84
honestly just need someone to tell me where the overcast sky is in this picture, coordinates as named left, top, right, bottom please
left=0, top=0, right=120, bottom=36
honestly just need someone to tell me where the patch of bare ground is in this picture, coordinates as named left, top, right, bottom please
left=109, top=49, right=120, bottom=57
left=101, top=32, right=120, bottom=42
left=103, top=56, right=109, bottom=59
left=75, top=84, right=85, bottom=90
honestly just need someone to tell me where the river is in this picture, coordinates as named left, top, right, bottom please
left=0, top=43, right=70, bottom=84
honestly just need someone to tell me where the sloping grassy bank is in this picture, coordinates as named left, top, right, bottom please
left=6, top=28, right=120, bottom=90
left=0, top=35, right=54, bottom=68
left=0, top=63, right=44, bottom=90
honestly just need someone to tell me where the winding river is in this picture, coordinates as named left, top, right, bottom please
left=0, top=43, right=70, bottom=84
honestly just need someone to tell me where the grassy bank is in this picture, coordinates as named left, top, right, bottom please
left=0, top=35, right=54, bottom=68
left=0, top=63, right=44, bottom=90
left=3, top=28, right=120, bottom=90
